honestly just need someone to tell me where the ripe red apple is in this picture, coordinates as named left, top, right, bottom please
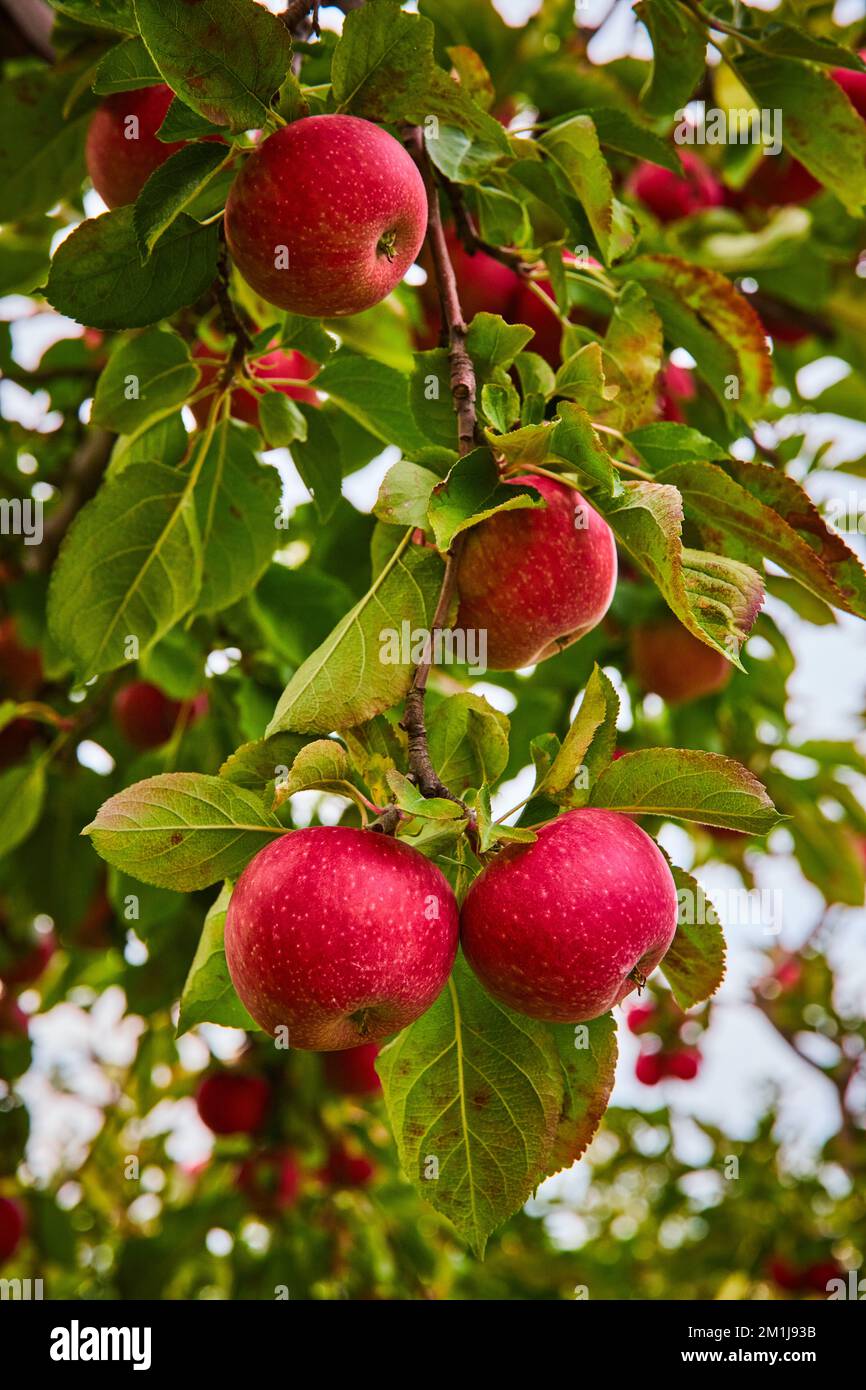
left=1, top=930, right=55, bottom=988
left=630, top=620, right=732, bottom=703
left=626, top=150, right=724, bottom=223
left=190, top=340, right=318, bottom=433
left=224, top=827, right=459, bottom=1049
left=195, top=1071, right=270, bottom=1136
left=666, top=1047, right=701, bottom=1081
left=658, top=361, right=696, bottom=422
left=0, top=618, right=42, bottom=699
left=0, top=1196, right=25, bottom=1265
left=225, top=115, right=428, bottom=317
left=323, top=1043, right=381, bottom=1096
left=635, top=1052, right=665, bottom=1086
left=831, top=60, right=866, bottom=117
left=112, top=681, right=208, bottom=750
left=85, top=85, right=189, bottom=209
left=319, top=1141, right=375, bottom=1189
left=460, top=808, right=678, bottom=1022
left=626, top=1002, right=657, bottom=1035
left=237, top=1149, right=300, bottom=1213
left=455, top=474, right=617, bottom=669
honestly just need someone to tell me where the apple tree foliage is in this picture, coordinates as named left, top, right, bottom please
left=0, top=0, right=865, bottom=1291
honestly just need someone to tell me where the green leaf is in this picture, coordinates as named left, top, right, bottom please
left=427, top=447, right=543, bottom=552
left=44, top=208, right=219, bottom=331
left=599, top=479, right=764, bottom=664
left=219, top=732, right=314, bottom=790
left=331, top=0, right=509, bottom=152
left=427, top=693, right=509, bottom=795
left=0, top=759, right=46, bottom=858
left=50, top=0, right=137, bottom=32
left=657, top=460, right=866, bottom=620
left=466, top=313, right=534, bottom=384
left=545, top=1015, right=617, bottom=1176
left=92, top=328, right=196, bottom=433
left=590, top=748, right=783, bottom=834
left=409, top=348, right=462, bottom=459
left=540, top=115, right=633, bottom=264
left=385, top=770, right=464, bottom=821
left=0, top=67, right=92, bottom=221
left=480, top=381, right=520, bottom=434
left=425, top=123, right=505, bottom=183
left=93, top=38, right=161, bottom=94
left=48, top=461, right=201, bottom=680
left=541, top=665, right=619, bottom=807
left=0, top=224, right=53, bottom=297
left=628, top=421, right=729, bottom=472
left=596, top=281, right=663, bottom=431
left=288, top=408, right=344, bottom=523
left=756, top=23, right=866, bottom=70
left=267, top=535, right=444, bottom=735
left=177, top=885, right=259, bottom=1035
left=378, top=955, right=564, bottom=1256
left=489, top=402, right=621, bottom=497
left=343, top=716, right=406, bottom=804
left=635, top=0, right=706, bottom=117
left=258, top=390, right=307, bottom=446
left=84, top=773, right=283, bottom=890
left=374, top=461, right=440, bottom=529
left=133, top=143, right=228, bottom=258
left=134, top=0, right=292, bottom=131
left=583, top=106, right=680, bottom=173
left=157, top=97, right=227, bottom=142
left=735, top=52, right=866, bottom=216
left=662, top=865, right=726, bottom=1009
left=553, top=342, right=615, bottom=417
left=284, top=739, right=351, bottom=796
left=619, top=254, right=772, bottom=419
left=193, top=420, right=281, bottom=615
left=312, top=350, right=428, bottom=456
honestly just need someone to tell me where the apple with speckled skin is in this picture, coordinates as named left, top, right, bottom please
left=454, top=474, right=617, bottom=670
left=225, top=115, right=428, bottom=318
left=224, top=827, right=459, bottom=1049
left=460, top=809, right=678, bottom=1023
left=85, top=85, right=191, bottom=209
left=0, top=1196, right=25, bottom=1266
left=631, top=620, right=732, bottom=703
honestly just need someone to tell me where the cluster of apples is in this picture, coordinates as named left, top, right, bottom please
left=628, top=996, right=704, bottom=1085
left=223, top=809, right=679, bottom=1050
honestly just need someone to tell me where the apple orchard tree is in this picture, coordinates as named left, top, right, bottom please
left=0, top=0, right=865, bottom=1298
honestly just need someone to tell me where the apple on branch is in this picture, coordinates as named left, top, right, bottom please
left=85, top=85, right=221, bottom=209
left=630, top=620, right=732, bottom=703
left=455, top=474, right=617, bottom=669
left=225, top=114, right=428, bottom=318
left=195, top=1071, right=271, bottom=1136
left=460, top=808, right=678, bottom=1022
left=224, top=827, right=459, bottom=1049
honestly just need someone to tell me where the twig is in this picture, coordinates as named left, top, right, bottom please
left=214, top=229, right=253, bottom=375
left=398, top=129, right=479, bottom=808
left=282, top=0, right=318, bottom=31
left=23, top=426, right=114, bottom=574
left=0, top=0, right=55, bottom=59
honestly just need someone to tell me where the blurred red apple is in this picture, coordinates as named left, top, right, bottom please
left=630, top=620, right=733, bottom=703
left=626, top=1002, right=657, bottom=1035
left=190, top=339, right=318, bottom=434
left=319, top=1140, right=375, bottom=1189
left=658, top=361, right=696, bottom=422
left=0, top=930, right=55, bottom=988
left=455, top=474, right=618, bottom=669
left=666, top=1047, right=701, bottom=1081
left=0, top=618, right=42, bottom=699
left=237, top=1149, right=300, bottom=1213
left=196, top=1071, right=270, bottom=1136
left=460, top=808, right=678, bottom=1022
left=112, top=681, right=208, bottom=750
left=324, top=1043, right=381, bottom=1096
left=635, top=1052, right=665, bottom=1086
left=627, top=150, right=724, bottom=223
left=85, top=85, right=190, bottom=209
left=0, top=1196, right=25, bottom=1265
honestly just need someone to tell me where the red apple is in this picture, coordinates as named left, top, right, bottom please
left=319, top=1141, right=375, bottom=1189
left=635, top=1052, right=665, bottom=1086
left=1, top=930, right=55, bottom=988
left=190, top=340, right=318, bottom=433
left=0, top=1196, right=25, bottom=1265
left=803, top=1259, right=842, bottom=1293
left=658, top=361, right=696, bottom=422
left=225, top=115, right=428, bottom=318
left=0, top=718, right=43, bottom=771
left=666, top=1047, right=701, bottom=1081
left=0, top=618, right=42, bottom=699
left=0, top=994, right=29, bottom=1037
left=627, top=1002, right=657, bottom=1035
left=237, top=1149, right=300, bottom=1213
left=85, top=85, right=189, bottom=209
left=455, top=474, right=617, bottom=669
left=224, top=827, right=459, bottom=1049
left=196, top=1071, right=270, bottom=1136
left=509, top=250, right=594, bottom=367
left=768, top=1255, right=803, bottom=1292
left=460, top=808, right=678, bottom=1023
left=112, top=681, right=207, bottom=750
left=323, top=1043, right=381, bottom=1096
left=630, top=620, right=732, bottom=703
left=626, top=150, right=724, bottom=223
